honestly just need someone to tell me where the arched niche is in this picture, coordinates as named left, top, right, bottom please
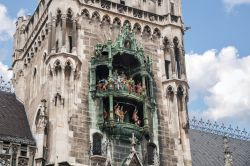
left=92, top=133, right=103, bottom=155
left=96, top=65, right=109, bottom=85
left=81, top=9, right=90, bottom=19
left=64, top=61, right=72, bottom=79
left=112, top=53, right=141, bottom=77
left=147, top=143, right=157, bottom=165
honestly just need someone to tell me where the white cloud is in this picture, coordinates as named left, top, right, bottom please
left=17, top=8, right=28, bottom=18
left=186, top=46, right=250, bottom=128
left=0, top=61, right=12, bottom=82
left=0, top=4, right=15, bottom=41
left=223, top=0, right=250, bottom=9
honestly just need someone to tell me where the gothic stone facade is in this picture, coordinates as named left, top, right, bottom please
left=12, top=0, right=192, bottom=165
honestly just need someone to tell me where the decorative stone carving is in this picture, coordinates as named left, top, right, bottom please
left=0, top=154, right=11, bottom=166
left=0, top=76, right=13, bottom=93
left=101, top=0, right=111, bottom=10
left=133, top=9, right=142, bottom=18
left=224, top=137, right=233, bottom=166
left=12, top=144, right=19, bottom=158
left=35, top=100, right=48, bottom=132
left=18, top=157, right=29, bottom=166
left=123, top=134, right=143, bottom=166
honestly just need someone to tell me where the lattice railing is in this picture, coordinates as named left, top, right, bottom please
left=189, top=116, right=250, bottom=141
left=0, top=75, right=13, bottom=93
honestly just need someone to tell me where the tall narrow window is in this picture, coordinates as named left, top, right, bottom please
left=165, top=60, right=170, bottom=79
left=20, top=145, right=27, bottom=157
left=158, top=0, right=162, bottom=6
left=147, top=143, right=157, bottom=165
left=175, top=47, right=181, bottom=79
left=56, top=40, right=59, bottom=53
left=170, top=2, right=175, bottom=15
left=2, top=142, right=10, bottom=154
left=92, top=133, right=102, bottom=155
left=120, top=0, right=125, bottom=5
left=68, top=36, right=73, bottom=53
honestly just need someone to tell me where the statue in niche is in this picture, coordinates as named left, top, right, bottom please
left=132, top=110, right=141, bottom=126
left=103, top=109, right=109, bottom=120
left=108, top=76, right=115, bottom=90
left=135, top=83, right=144, bottom=95
left=114, top=104, right=127, bottom=122
left=36, top=105, right=48, bottom=131
left=120, top=71, right=127, bottom=81
left=127, top=77, right=135, bottom=93
left=124, top=39, right=132, bottom=49
left=116, top=75, right=123, bottom=90
left=96, top=78, right=108, bottom=91
left=113, top=70, right=118, bottom=80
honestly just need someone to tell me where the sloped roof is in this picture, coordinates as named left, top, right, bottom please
left=0, top=91, right=35, bottom=145
left=189, top=129, right=250, bottom=166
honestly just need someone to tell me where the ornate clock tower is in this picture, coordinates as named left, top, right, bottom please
left=12, top=0, right=192, bottom=165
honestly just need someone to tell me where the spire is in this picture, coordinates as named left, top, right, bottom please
left=122, top=133, right=143, bottom=166
left=223, top=136, right=233, bottom=166
left=129, top=133, right=137, bottom=153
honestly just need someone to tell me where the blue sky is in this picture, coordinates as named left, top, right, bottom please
left=1, top=0, right=250, bottom=62
left=183, top=0, right=250, bottom=56
left=0, top=0, right=250, bottom=130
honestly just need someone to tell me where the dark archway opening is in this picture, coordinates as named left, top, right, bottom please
left=96, top=65, right=109, bottom=84
left=112, top=53, right=140, bottom=77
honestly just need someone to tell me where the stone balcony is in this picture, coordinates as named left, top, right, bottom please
left=100, top=121, right=145, bottom=141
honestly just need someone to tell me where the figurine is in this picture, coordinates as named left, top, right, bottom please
left=127, top=77, right=135, bottom=93
left=132, top=110, right=141, bottom=126
left=104, top=109, right=109, bottom=120
left=135, top=83, right=144, bottom=95
left=117, top=75, right=122, bottom=90
left=114, top=104, right=127, bottom=122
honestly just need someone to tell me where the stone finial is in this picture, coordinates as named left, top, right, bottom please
left=223, top=136, right=233, bottom=166
left=129, top=133, right=137, bottom=153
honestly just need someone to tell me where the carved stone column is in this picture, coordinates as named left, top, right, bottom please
left=35, top=102, right=48, bottom=163
left=51, top=17, right=57, bottom=53
left=29, top=147, right=36, bottom=166
left=61, top=14, right=67, bottom=52
left=224, top=137, right=234, bottom=166
left=181, top=94, right=189, bottom=131
left=168, top=43, right=176, bottom=78
left=90, top=66, right=96, bottom=92
left=11, top=144, right=19, bottom=166
left=142, top=74, right=149, bottom=130
left=179, top=46, right=186, bottom=79
left=108, top=41, right=114, bottom=123
left=48, top=22, right=52, bottom=53
left=72, top=19, right=77, bottom=54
